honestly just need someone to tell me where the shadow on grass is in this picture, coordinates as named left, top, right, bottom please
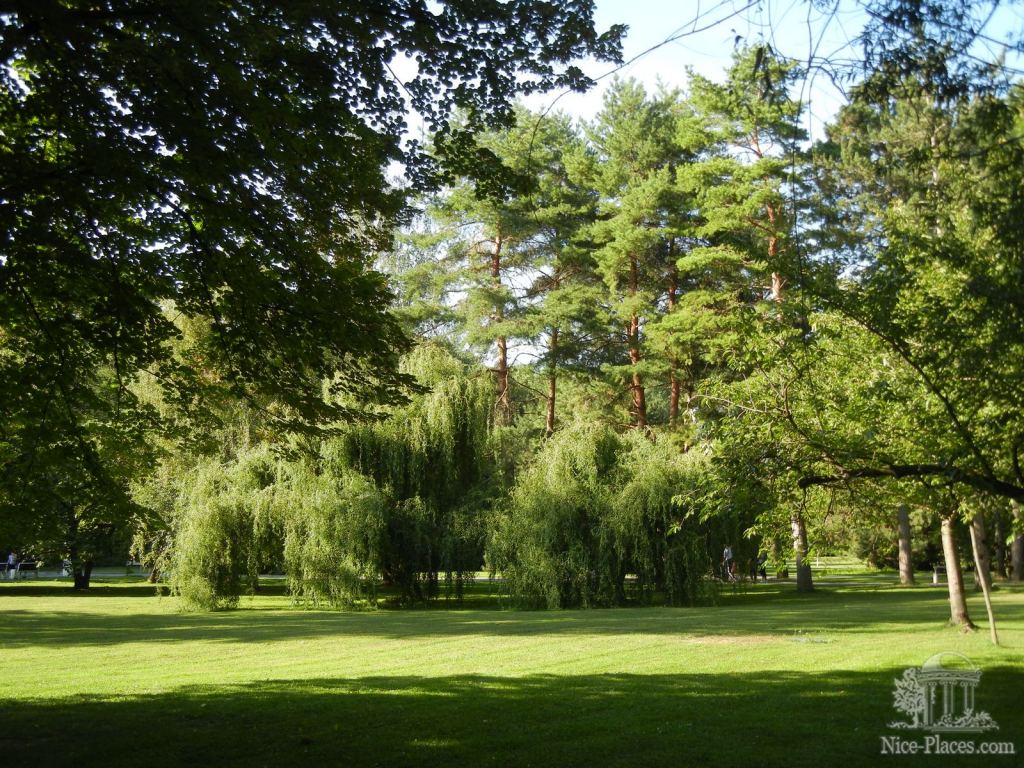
left=1, top=668, right=1021, bottom=768
left=0, top=586, right=991, bottom=649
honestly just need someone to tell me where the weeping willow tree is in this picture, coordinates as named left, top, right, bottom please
left=489, top=424, right=710, bottom=608
left=171, top=446, right=280, bottom=610
left=165, top=344, right=715, bottom=611
left=611, top=434, right=713, bottom=606
left=163, top=343, right=500, bottom=610
left=326, top=343, right=498, bottom=601
left=280, top=466, right=389, bottom=608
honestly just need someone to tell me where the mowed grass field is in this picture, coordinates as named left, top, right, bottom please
left=0, top=578, right=1022, bottom=768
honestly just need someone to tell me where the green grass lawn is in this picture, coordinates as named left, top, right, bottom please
left=1, top=578, right=1021, bottom=767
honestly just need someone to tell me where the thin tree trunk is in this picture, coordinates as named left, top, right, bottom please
left=971, top=510, right=992, bottom=592
left=629, top=335, right=646, bottom=428
left=667, top=244, right=680, bottom=426
left=993, top=510, right=1007, bottom=579
left=1012, top=500, right=1024, bottom=582
left=771, top=538, right=787, bottom=579
left=491, top=235, right=511, bottom=422
left=770, top=268, right=784, bottom=305
left=545, top=329, right=558, bottom=437
left=496, top=335, right=510, bottom=419
left=897, top=504, right=915, bottom=585
left=678, top=385, right=697, bottom=452
left=791, top=513, right=813, bottom=592
left=940, top=516, right=975, bottom=630
left=628, top=257, right=646, bottom=428
left=669, top=372, right=680, bottom=427
left=969, top=517, right=999, bottom=645
left=765, top=198, right=784, bottom=313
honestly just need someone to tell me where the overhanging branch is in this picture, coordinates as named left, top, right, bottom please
left=798, top=464, right=1024, bottom=501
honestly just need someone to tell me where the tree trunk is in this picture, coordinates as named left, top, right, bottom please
left=1012, top=500, right=1024, bottom=582
left=73, top=559, right=94, bottom=590
left=765, top=198, right=784, bottom=313
left=629, top=340, right=646, bottom=428
left=897, top=504, right=915, bottom=585
left=791, top=513, right=813, bottom=592
left=667, top=252, right=680, bottom=426
left=491, top=236, right=511, bottom=422
left=545, top=330, right=558, bottom=437
left=971, top=511, right=992, bottom=592
left=969, top=517, right=999, bottom=645
left=771, top=538, right=787, bottom=579
left=669, top=371, right=680, bottom=427
left=496, top=335, right=510, bottom=420
left=993, top=510, right=1007, bottom=579
left=940, top=516, right=975, bottom=630
left=627, top=257, right=646, bottom=428
left=770, top=269, right=784, bottom=305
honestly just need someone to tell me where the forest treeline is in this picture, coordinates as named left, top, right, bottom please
left=140, top=48, right=1024, bottom=624
left=3, top=2, right=1023, bottom=630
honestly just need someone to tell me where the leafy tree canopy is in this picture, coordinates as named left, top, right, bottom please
left=0, top=0, right=622, bottom=576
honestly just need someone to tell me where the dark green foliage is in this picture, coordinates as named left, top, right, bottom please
left=0, top=0, right=622, bottom=585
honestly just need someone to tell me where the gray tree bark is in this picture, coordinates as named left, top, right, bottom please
left=897, top=504, right=914, bottom=585
left=971, top=511, right=992, bottom=592
left=941, top=516, right=975, bottom=630
left=969, top=516, right=999, bottom=645
left=791, top=513, right=813, bottom=592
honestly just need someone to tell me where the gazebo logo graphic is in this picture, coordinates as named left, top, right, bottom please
left=888, top=652, right=998, bottom=733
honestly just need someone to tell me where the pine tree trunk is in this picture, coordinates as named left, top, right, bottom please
left=940, top=516, right=975, bottom=630
left=791, top=513, right=813, bottom=592
left=669, top=372, right=680, bottom=427
left=491, top=235, right=511, bottom=422
left=667, top=254, right=680, bottom=426
left=771, top=269, right=784, bottom=305
left=545, top=329, right=558, bottom=437
left=496, top=334, right=510, bottom=421
left=628, top=257, right=646, bottom=428
left=1012, top=500, right=1024, bottom=582
left=765, top=200, right=783, bottom=314
left=971, top=511, right=992, bottom=592
left=897, top=504, right=915, bottom=585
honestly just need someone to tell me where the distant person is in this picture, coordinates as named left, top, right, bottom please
left=6, top=551, right=15, bottom=579
left=722, top=545, right=734, bottom=581
left=757, top=552, right=768, bottom=582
